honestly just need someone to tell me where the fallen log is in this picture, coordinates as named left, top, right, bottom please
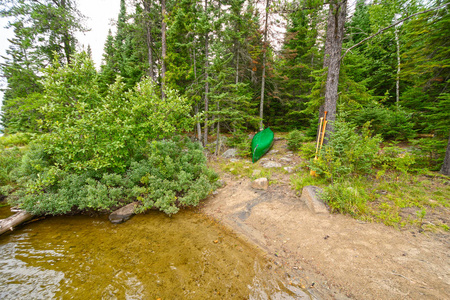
left=0, top=210, right=34, bottom=236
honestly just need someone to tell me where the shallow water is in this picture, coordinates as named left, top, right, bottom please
left=0, top=207, right=310, bottom=299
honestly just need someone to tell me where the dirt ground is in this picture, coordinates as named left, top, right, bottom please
left=200, top=140, right=450, bottom=300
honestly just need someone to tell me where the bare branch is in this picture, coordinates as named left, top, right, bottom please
left=341, top=2, right=450, bottom=61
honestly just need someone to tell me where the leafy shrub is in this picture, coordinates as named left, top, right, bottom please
left=227, top=130, right=251, bottom=157
left=0, top=132, right=32, bottom=147
left=309, top=120, right=382, bottom=180
left=0, top=146, right=23, bottom=186
left=376, top=144, right=416, bottom=173
left=352, top=105, right=415, bottom=140
left=37, top=54, right=193, bottom=174
left=8, top=137, right=219, bottom=215
left=410, top=138, right=447, bottom=171
left=321, top=181, right=369, bottom=217
left=286, top=130, right=308, bottom=151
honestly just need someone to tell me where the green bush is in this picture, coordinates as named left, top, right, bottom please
left=376, top=144, right=416, bottom=173
left=0, top=132, right=32, bottom=147
left=227, top=130, right=251, bottom=157
left=321, top=181, right=370, bottom=217
left=7, top=137, right=219, bottom=215
left=352, top=105, right=416, bottom=140
left=286, top=130, right=310, bottom=151
left=410, top=138, right=447, bottom=171
left=0, top=146, right=23, bottom=186
left=309, top=120, right=382, bottom=180
left=37, top=54, right=192, bottom=174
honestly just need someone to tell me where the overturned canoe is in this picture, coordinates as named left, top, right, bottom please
left=251, top=128, right=274, bottom=163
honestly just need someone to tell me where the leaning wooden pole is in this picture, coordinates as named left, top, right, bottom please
left=0, top=211, right=34, bottom=236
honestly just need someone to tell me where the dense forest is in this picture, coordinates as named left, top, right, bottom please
left=0, top=0, right=449, bottom=217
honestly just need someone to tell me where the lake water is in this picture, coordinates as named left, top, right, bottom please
left=0, top=206, right=311, bottom=299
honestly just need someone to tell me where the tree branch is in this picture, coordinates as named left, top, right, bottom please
left=341, top=2, right=450, bottom=61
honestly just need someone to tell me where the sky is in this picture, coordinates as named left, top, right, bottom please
left=0, top=0, right=121, bottom=111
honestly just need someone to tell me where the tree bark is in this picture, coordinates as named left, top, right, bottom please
left=203, top=0, right=210, bottom=146
left=161, top=0, right=167, bottom=98
left=395, top=24, right=400, bottom=107
left=143, top=0, right=155, bottom=81
left=0, top=211, right=34, bottom=236
left=441, top=133, right=450, bottom=176
left=323, top=0, right=347, bottom=142
left=259, top=0, right=270, bottom=131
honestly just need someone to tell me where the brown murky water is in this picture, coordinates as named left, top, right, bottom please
left=0, top=206, right=310, bottom=299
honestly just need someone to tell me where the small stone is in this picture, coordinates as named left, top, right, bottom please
left=280, top=157, right=292, bottom=163
left=252, top=169, right=262, bottom=177
left=300, top=186, right=328, bottom=214
left=230, top=158, right=240, bottom=162
left=268, top=149, right=279, bottom=155
left=109, top=202, right=139, bottom=224
left=222, top=148, right=237, bottom=158
left=284, top=167, right=294, bottom=173
left=262, top=161, right=282, bottom=168
left=213, top=191, right=218, bottom=195
left=251, top=178, right=269, bottom=190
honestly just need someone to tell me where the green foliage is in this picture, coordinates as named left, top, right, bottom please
left=411, top=138, right=447, bottom=171
left=286, top=130, right=310, bottom=151
left=376, top=144, right=415, bottom=174
left=228, top=130, right=251, bottom=157
left=309, top=120, right=382, bottom=180
left=0, top=133, right=32, bottom=147
left=7, top=137, right=218, bottom=215
left=352, top=105, right=416, bottom=140
left=321, top=181, right=370, bottom=217
left=36, top=54, right=192, bottom=174
left=0, top=146, right=23, bottom=186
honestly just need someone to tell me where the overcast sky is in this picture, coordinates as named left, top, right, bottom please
left=0, top=0, right=121, bottom=110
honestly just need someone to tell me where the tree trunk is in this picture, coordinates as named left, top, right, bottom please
left=0, top=211, right=34, bottom=236
left=203, top=0, right=210, bottom=146
left=161, top=0, right=167, bottom=98
left=143, top=0, right=155, bottom=81
left=259, top=0, right=270, bottom=131
left=193, top=45, right=202, bottom=143
left=441, top=133, right=450, bottom=176
left=322, top=0, right=347, bottom=142
left=395, top=24, right=400, bottom=107
left=60, top=0, right=72, bottom=64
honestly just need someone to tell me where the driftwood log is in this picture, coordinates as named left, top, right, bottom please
left=0, top=211, right=34, bottom=236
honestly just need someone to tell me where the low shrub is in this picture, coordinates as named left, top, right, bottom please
left=0, top=146, right=23, bottom=186
left=309, top=120, right=382, bottom=181
left=0, top=132, right=32, bottom=147
left=286, top=130, right=311, bottom=151
left=352, top=105, right=415, bottom=140
left=7, top=137, right=219, bottom=215
left=227, top=130, right=251, bottom=157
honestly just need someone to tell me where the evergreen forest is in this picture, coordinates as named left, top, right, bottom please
left=0, top=0, right=449, bottom=220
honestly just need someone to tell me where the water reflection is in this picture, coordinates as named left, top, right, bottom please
left=0, top=210, right=311, bottom=299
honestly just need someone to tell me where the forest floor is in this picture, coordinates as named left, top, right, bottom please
left=200, top=138, right=450, bottom=300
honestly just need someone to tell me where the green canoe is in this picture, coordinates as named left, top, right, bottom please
left=251, top=128, right=274, bottom=163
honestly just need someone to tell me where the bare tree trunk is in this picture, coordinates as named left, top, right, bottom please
left=323, top=0, right=347, bottom=143
left=143, top=0, right=154, bottom=80
left=203, top=0, right=210, bottom=146
left=161, top=0, right=167, bottom=99
left=215, top=101, right=220, bottom=156
left=395, top=24, right=400, bottom=107
left=259, top=0, right=270, bottom=131
left=441, top=133, right=450, bottom=176
left=193, top=45, right=202, bottom=143
left=60, top=0, right=72, bottom=64
left=0, top=211, right=34, bottom=236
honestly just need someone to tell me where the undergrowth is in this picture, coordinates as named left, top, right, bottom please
left=291, top=119, right=450, bottom=232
